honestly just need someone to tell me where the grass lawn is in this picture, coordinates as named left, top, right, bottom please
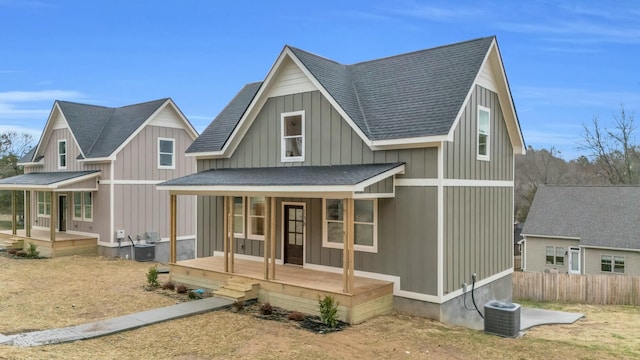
left=0, top=255, right=638, bottom=359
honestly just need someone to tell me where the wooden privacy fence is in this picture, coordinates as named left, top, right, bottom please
left=513, top=271, right=640, bottom=305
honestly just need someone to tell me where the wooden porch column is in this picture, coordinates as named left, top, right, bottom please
left=229, top=196, right=234, bottom=273
left=223, top=196, right=229, bottom=273
left=264, top=197, right=271, bottom=280
left=25, top=191, right=31, bottom=237
left=50, top=191, right=56, bottom=242
left=169, top=194, right=177, bottom=264
left=342, top=198, right=355, bottom=293
left=347, top=198, right=355, bottom=293
left=11, top=190, right=17, bottom=235
left=270, top=197, right=276, bottom=279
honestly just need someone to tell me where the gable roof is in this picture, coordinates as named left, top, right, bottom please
left=23, top=98, right=197, bottom=163
left=188, top=36, right=523, bottom=156
left=522, top=185, right=640, bottom=250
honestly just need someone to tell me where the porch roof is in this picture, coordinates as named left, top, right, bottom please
left=158, top=163, right=405, bottom=198
left=0, top=170, right=100, bottom=191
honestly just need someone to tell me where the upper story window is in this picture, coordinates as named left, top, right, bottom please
left=281, top=111, right=305, bottom=162
left=58, top=140, right=67, bottom=169
left=322, top=198, right=378, bottom=253
left=158, top=138, right=175, bottom=169
left=477, top=106, right=490, bottom=161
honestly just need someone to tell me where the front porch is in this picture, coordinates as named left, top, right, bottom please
left=170, top=256, right=394, bottom=324
left=0, top=229, right=98, bottom=257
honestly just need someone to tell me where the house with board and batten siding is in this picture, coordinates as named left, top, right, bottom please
left=158, top=36, right=525, bottom=328
left=0, top=99, right=197, bottom=260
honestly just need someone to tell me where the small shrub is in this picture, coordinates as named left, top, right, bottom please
left=176, top=285, right=188, bottom=294
left=232, top=300, right=245, bottom=311
left=318, top=295, right=339, bottom=328
left=162, top=281, right=175, bottom=291
left=260, top=302, right=273, bottom=315
left=288, top=311, right=306, bottom=321
left=26, top=243, right=39, bottom=258
left=188, top=290, right=202, bottom=300
left=146, top=265, right=160, bottom=287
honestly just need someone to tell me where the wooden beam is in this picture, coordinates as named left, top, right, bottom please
left=11, top=190, right=17, bottom=235
left=223, top=196, right=228, bottom=273
left=270, top=197, right=276, bottom=279
left=50, top=191, right=56, bottom=242
left=229, top=196, right=234, bottom=273
left=347, top=198, right=355, bottom=294
left=264, top=197, right=271, bottom=280
left=343, top=198, right=348, bottom=293
left=169, top=194, right=177, bottom=264
left=25, top=191, right=31, bottom=237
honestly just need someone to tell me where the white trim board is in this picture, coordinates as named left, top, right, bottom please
left=396, top=178, right=513, bottom=187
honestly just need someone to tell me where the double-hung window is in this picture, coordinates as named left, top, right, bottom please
left=281, top=111, right=305, bottom=162
left=477, top=106, right=490, bottom=161
left=158, top=138, right=175, bottom=169
left=37, top=191, right=51, bottom=217
left=233, top=196, right=245, bottom=237
left=545, top=246, right=564, bottom=266
left=323, top=198, right=377, bottom=253
left=73, top=192, right=93, bottom=221
left=601, top=255, right=625, bottom=273
left=58, top=140, right=67, bottom=169
left=247, top=197, right=265, bottom=239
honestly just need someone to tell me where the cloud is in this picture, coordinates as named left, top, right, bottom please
left=514, top=86, right=640, bottom=108
left=391, top=3, right=485, bottom=21
left=0, top=124, right=42, bottom=140
left=0, top=89, right=84, bottom=123
left=0, top=90, right=82, bottom=103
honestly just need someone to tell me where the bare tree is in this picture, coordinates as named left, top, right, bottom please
left=0, top=131, right=34, bottom=158
left=580, top=105, right=640, bottom=184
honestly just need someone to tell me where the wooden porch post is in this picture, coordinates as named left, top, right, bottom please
left=50, top=191, right=56, bottom=242
left=342, top=198, right=355, bottom=294
left=264, top=197, right=271, bottom=280
left=25, top=191, right=31, bottom=237
left=11, top=190, right=17, bottom=235
left=229, top=196, right=234, bottom=273
left=270, top=197, right=276, bottom=279
left=223, top=196, right=229, bottom=273
left=169, top=194, right=177, bottom=264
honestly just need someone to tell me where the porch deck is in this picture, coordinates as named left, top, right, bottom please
left=0, top=229, right=98, bottom=258
left=170, top=256, right=394, bottom=324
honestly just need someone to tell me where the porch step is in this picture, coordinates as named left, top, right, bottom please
left=213, top=277, right=259, bottom=302
left=0, top=237, right=24, bottom=251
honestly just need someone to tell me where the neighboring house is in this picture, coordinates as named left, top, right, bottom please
left=158, top=36, right=525, bottom=328
left=522, top=185, right=640, bottom=275
left=0, top=99, right=197, bottom=260
left=514, top=222, right=524, bottom=270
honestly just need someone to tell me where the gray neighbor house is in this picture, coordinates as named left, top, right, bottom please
left=158, top=36, right=525, bottom=328
left=522, top=185, right=640, bottom=276
left=0, top=99, right=197, bottom=260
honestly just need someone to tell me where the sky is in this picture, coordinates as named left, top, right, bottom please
left=1, top=0, right=639, bottom=160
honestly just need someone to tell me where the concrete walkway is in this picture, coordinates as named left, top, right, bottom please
left=0, top=297, right=233, bottom=347
left=520, top=307, right=584, bottom=330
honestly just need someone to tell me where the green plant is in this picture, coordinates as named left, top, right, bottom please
left=318, top=295, right=339, bottom=328
left=25, top=242, right=39, bottom=258
left=146, top=265, right=159, bottom=287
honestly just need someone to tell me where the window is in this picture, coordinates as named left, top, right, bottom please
left=323, top=199, right=377, bottom=252
left=545, top=246, right=564, bottom=266
left=37, top=191, right=51, bottom=217
left=601, top=255, right=625, bottom=274
left=58, top=140, right=67, bottom=169
left=233, top=196, right=244, bottom=237
left=158, top=138, right=175, bottom=169
left=73, top=192, right=93, bottom=221
left=248, top=197, right=265, bottom=239
left=281, top=111, right=305, bottom=162
left=477, top=106, right=490, bottom=161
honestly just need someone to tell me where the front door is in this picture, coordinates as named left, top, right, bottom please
left=569, top=247, right=580, bottom=274
left=284, top=204, right=304, bottom=265
left=58, top=195, right=67, bottom=232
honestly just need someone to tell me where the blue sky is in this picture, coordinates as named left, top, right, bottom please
left=1, top=0, right=639, bottom=160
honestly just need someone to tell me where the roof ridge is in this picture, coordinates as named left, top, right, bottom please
left=286, top=45, right=344, bottom=65
left=349, top=72, right=370, bottom=135
left=85, top=107, right=116, bottom=156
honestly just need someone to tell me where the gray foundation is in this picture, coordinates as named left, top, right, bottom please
left=394, top=274, right=513, bottom=330
left=98, top=238, right=196, bottom=263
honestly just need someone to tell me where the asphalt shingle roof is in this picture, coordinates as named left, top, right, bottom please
left=159, top=163, right=404, bottom=187
left=24, top=99, right=169, bottom=161
left=0, top=171, right=99, bottom=186
left=188, top=36, right=495, bottom=153
left=522, top=185, right=640, bottom=250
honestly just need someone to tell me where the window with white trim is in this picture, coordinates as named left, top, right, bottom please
left=37, top=191, right=51, bottom=217
left=477, top=106, right=490, bottom=161
left=281, top=111, right=304, bottom=162
left=233, top=196, right=245, bottom=237
left=58, top=139, right=67, bottom=169
left=322, top=198, right=377, bottom=253
left=73, top=192, right=93, bottom=221
left=601, top=255, right=625, bottom=274
left=158, top=138, right=175, bottom=169
left=247, top=197, right=265, bottom=239
left=545, top=246, right=564, bottom=266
